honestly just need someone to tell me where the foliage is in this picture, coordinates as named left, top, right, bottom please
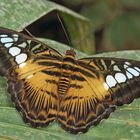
left=51, top=0, right=140, bottom=52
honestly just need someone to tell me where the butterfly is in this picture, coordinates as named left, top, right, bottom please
left=0, top=27, right=140, bottom=134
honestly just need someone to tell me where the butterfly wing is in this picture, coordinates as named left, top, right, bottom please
left=58, top=57, right=140, bottom=133
left=0, top=27, right=63, bottom=126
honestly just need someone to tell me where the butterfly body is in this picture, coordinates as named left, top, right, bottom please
left=58, top=51, right=76, bottom=97
left=0, top=27, right=140, bottom=134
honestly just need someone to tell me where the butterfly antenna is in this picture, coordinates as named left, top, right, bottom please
left=24, top=28, right=35, bottom=38
left=57, top=13, right=72, bottom=46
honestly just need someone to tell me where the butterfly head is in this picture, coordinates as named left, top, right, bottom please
left=65, top=48, right=76, bottom=58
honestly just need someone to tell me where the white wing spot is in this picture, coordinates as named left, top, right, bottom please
left=106, top=75, right=117, bottom=88
left=27, top=40, right=31, bottom=44
left=101, top=59, right=107, bottom=70
left=15, top=53, right=27, bottom=64
left=13, top=34, right=18, bottom=41
left=126, top=71, right=133, bottom=79
left=113, top=65, right=121, bottom=71
left=127, top=67, right=139, bottom=77
left=13, top=34, right=18, bottom=37
left=124, top=64, right=129, bottom=69
left=1, top=37, right=13, bottom=43
left=13, top=37, right=18, bottom=42
left=0, top=34, right=8, bottom=37
left=111, top=60, right=115, bottom=65
left=103, top=82, right=109, bottom=90
left=9, top=47, right=21, bottom=56
left=18, top=42, right=27, bottom=48
left=124, top=62, right=131, bottom=69
left=115, top=73, right=127, bottom=83
left=134, top=67, right=140, bottom=73
left=4, top=43, right=13, bottom=48
left=125, top=62, right=131, bottom=65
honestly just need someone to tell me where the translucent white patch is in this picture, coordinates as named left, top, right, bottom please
left=113, top=65, right=121, bottom=71
left=106, top=75, right=117, bottom=88
left=27, top=75, right=33, bottom=79
left=9, top=47, right=21, bottom=56
left=0, top=34, right=8, bottom=37
left=13, top=34, right=18, bottom=41
left=124, top=64, right=129, bottom=69
left=125, top=62, right=131, bottom=65
left=126, top=71, right=133, bottom=79
left=111, top=60, right=115, bottom=65
left=1, top=37, right=13, bottom=43
left=15, top=53, right=27, bottom=64
left=18, top=42, right=27, bottom=48
left=4, top=43, right=13, bottom=48
left=13, top=34, right=18, bottom=37
left=127, top=67, right=140, bottom=77
left=19, top=62, right=27, bottom=68
left=13, top=37, right=18, bottom=42
left=134, top=67, right=140, bottom=72
left=103, top=82, right=109, bottom=90
left=101, top=59, right=107, bottom=70
left=27, top=40, right=31, bottom=44
left=115, top=73, right=127, bottom=83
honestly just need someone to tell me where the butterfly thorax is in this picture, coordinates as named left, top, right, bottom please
left=58, top=50, right=76, bottom=97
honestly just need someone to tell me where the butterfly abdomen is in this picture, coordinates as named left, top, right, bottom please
left=58, top=55, right=76, bottom=96
left=58, top=67, right=73, bottom=96
left=58, top=73, right=70, bottom=96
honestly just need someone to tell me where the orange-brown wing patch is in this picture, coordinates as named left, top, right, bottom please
left=58, top=71, right=115, bottom=134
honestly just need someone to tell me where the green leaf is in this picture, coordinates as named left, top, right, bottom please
left=0, top=135, right=17, bottom=140
left=0, top=0, right=95, bottom=54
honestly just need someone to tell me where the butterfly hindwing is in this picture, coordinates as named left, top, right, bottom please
left=58, top=71, right=115, bottom=133
left=0, top=27, right=63, bottom=126
left=58, top=57, right=140, bottom=133
left=8, top=67, right=60, bottom=126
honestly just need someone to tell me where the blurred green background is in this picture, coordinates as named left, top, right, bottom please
left=49, top=0, right=140, bottom=52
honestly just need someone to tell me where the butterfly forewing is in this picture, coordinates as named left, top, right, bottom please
left=0, top=27, right=63, bottom=126
left=0, top=27, right=140, bottom=134
left=78, top=57, right=140, bottom=105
